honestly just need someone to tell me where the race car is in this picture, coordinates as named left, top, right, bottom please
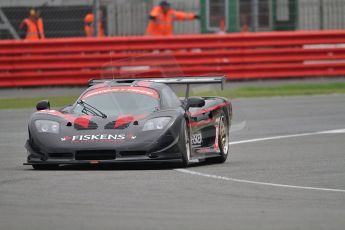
left=24, top=77, right=232, bottom=169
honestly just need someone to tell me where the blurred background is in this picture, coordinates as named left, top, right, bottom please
left=1, top=0, right=345, bottom=40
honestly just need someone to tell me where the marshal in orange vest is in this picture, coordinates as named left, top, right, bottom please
left=19, top=9, right=45, bottom=40
left=84, top=12, right=105, bottom=37
left=146, top=1, right=199, bottom=36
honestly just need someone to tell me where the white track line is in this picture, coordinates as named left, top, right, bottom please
left=175, top=128, right=345, bottom=193
left=230, top=128, right=345, bottom=145
left=175, top=169, right=345, bottom=193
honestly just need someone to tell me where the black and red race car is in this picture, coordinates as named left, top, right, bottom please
left=24, top=77, right=232, bottom=169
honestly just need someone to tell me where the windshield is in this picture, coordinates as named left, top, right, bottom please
left=74, top=86, right=159, bottom=117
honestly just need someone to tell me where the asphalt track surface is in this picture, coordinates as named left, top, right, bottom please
left=1, top=94, right=345, bottom=230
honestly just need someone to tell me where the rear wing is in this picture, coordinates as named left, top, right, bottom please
left=88, top=76, right=225, bottom=98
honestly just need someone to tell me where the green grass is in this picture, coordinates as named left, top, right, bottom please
left=191, top=82, right=345, bottom=98
left=1, top=82, right=345, bottom=110
left=0, top=96, right=78, bottom=110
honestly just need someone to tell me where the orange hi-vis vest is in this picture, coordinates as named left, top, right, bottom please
left=22, top=17, right=45, bottom=40
left=146, top=6, right=195, bottom=36
left=84, top=13, right=104, bottom=37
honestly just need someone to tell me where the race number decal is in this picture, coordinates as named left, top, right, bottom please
left=191, top=132, right=202, bottom=146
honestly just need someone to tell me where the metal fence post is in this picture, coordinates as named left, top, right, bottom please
left=251, top=0, right=258, bottom=32
left=319, top=0, right=324, bottom=30
left=93, top=0, right=99, bottom=37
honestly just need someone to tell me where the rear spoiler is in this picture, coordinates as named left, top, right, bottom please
left=88, top=76, right=225, bottom=98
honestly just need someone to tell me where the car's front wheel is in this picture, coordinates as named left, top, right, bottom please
left=179, top=119, right=192, bottom=167
left=207, top=112, right=229, bottom=163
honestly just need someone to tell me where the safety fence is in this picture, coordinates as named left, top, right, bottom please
left=3, top=0, right=345, bottom=39
left=0, top=0, right=199, bottom=39
left=1, top=30, right=345, bottom=87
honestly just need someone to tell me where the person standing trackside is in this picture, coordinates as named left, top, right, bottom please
left=84, top=10, right=105, bottom=37
left=146, top=1, right=199, bottom=36
left=19, top=9, right=45, bottom=40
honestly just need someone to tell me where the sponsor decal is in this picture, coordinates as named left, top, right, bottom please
left=61, top=134, right=126, bottom=143
left=195, top=147, right=217, bottom=154
left=72, top=134, right=125, bottom=141
left=191, top=132, right=202, bottom=146
left=61, top=136, right=72, bottom=141
left=127, top=133, right=137, bottom=140
left=60, top=133, right=138, bottom=143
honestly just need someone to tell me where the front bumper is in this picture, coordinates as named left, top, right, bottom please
left=23, top=159, right=182, bottom=166
left=24, top=133, right=182, bottom=165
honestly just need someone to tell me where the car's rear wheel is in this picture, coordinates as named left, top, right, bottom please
left=207, top=112, right=229, bottom=163
left=179, top=119, right=192, bottom=167
left=32, top=164, right=59, bottom=170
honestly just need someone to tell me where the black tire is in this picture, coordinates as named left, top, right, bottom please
left=32, top=164, right=59, bottom=170
left=207, top=112, right=229, bottom=164
left=179, top=119, right=192, bottom=167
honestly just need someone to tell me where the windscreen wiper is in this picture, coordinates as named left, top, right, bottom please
left=77, top=100, right=107, bottom=119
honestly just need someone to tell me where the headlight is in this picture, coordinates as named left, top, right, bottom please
left=143, top=117, right=171, bottom=131
left=34, top=120, right=60, bottom=133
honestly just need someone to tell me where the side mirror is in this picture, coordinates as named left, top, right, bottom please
left=36, top=100, right=50, bottom=111
left=186, top=97, right=205, bottom=110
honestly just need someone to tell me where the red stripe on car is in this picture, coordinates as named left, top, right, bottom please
left=189, top=118, right=213, bottom=127
left=114, top=114, right=147, bottom=128
left=136, top=81, right=152, bottom=87
left=37, top=110, right=92, bottom=127
left=74, top=116, right=91, bottom=128
left=114, top=115, right=134, bottom=128
left=189, top=102, right=229, bottom=116
left=82, top=86, right=159, bottom=99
